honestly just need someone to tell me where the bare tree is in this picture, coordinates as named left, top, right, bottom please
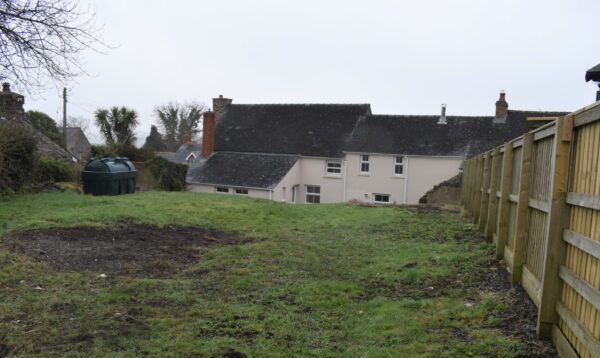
left=67, top=115, right=90, bottom=135
left=154, top=101, right=207, bottom=150
left=0, top=0, right=105, bottom=93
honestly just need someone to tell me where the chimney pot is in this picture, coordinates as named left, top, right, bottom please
left=438, top=104, right=447, bottom=125
left=212, top=95, right=232, bottom=120
left=201, top=111, right=216, bottom=158
left=2, top=83, right=10, bottom=92
left=183, top=132, right=192, bottom=145
left=495, top=90, right=508, bottom=123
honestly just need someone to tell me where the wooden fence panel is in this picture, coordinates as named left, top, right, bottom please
left=460, top=101, right=600, bottom=356
left=558, top=113, right=600, bottom=358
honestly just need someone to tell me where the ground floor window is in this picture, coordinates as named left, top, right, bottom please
left=235, top=188, right=248, bottom=195
left=373, top=193, right=390, bottom=204
left=305, top=185, right=321, bottom=204
left=215, top=187, right=229, bottom=193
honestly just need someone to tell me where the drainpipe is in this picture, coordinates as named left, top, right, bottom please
left=269, top=190, right=273, bottom=201
left=343, top=159, right=347, bottom=202
left=403, top=156, right=409, bottom=204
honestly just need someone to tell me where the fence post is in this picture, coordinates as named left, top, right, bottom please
left=461, top=160, right=469, bottom=208
left=479, top=152, right=492, bottom=232
left=474, top=155, right=484, bottom=224
left=536, top=117, right=572, bottom=338
left=511, top=133, right=533, bottom=284
left=496, top=143, right=513, bottom=260
left=486, top=148, right=501, bottom=242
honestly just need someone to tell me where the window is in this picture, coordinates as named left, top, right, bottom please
left=305, top=185, right=320, bottom=204
left=394, top=156, right=405, bottom=176
left=235, top=188, right=248, bottom=195
left=373, top=194, right=391, bottom=204
left=215, top=187, right=229, bottom=193
left=360, top=155, right=370, bottom=174
left=326, top=161, right=342, bottom=175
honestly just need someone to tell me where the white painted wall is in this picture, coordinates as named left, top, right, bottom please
left=404, top=156, right=462, bottom=204
left=345, top=153, right=407, bottom=204
left=187, top=154, right=462, bottom=205
left=345, top=153, right=462, bottom=204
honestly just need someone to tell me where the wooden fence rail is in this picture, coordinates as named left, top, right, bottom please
left=462, top=101, right=600, bottom=357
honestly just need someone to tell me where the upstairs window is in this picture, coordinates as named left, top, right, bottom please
left=360, top=155, right=370, bottom=174
left=305, top=185, right=321, bottom=204
left=394, top=156, right=405, bottom=176
left=215, top=187, right=229, bottom=193
left=326, top=161, right=342, bottom=175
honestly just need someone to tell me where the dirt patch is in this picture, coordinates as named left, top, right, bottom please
left=475, top=257, right=557, bottom=357
left=1, top=223, right=243, bottom=278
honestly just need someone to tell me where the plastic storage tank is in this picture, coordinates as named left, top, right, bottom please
left=82, top=157, right=137, bottom=195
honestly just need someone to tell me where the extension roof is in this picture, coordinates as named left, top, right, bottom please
left=585, top=63, right=600, bottom=82
left=186, top=152, right=299, bottom=189
left=173, top=143, right=201, bottom=163
left=214, top=104, right=371, bottom=158
left=345, top=110, right=568, bottom=158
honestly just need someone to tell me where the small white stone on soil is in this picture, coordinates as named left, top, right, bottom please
left=97, top=273, right=107, bottom=278
left=34, top=286, right=44, bottom=290
left=464, top=302, right=475, bottom=308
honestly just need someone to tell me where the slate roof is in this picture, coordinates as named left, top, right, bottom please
left=214, top=104, right=371, bottom=158
left=156, top=152, right=176, bottom=161
left=173, top=143, right=201, bottom=163
left=187, top=152, right=299, bottom=189
left=586, top=63, right=600, bottom=82
left=345, top=110, right=568, bottom=158
left=65, top=127, right=91, bottom=160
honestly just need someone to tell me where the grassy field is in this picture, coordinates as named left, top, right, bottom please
left=0, top=191, right=540, bottom=357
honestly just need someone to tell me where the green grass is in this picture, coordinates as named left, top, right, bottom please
left=0, top=191, right=527, bottom=357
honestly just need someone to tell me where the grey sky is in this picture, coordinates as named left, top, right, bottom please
left=25, top=0, right=600, bottom=145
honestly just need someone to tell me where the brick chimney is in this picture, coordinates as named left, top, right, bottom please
left=182, top=132, right=192, bottom=145
left=2, top=83, right=10, bottom=92
left=201, top=111, right=216, bottom=158
left=212, top=95, right=232, bottom=120
left=494, top=90, right=508, bottom=123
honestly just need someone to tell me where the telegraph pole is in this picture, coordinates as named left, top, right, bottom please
left=62, top=87, right=67, bottom=149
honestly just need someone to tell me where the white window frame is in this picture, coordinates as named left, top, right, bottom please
left=394, top=156, right=405, bottom=177
left=360, top=155, right=370, bottom=174
left=373, top=193, right=391, bottom=204
left=215, top=187, right=229, bottom=193
left=234, top=188, right=248, bottom=195
left=326, top=160, right=342, bottom=175
left=305, top=185, right=321, bottom=204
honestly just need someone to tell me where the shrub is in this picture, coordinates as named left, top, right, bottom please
left=90, top=144, right=155, bottom=162
left=35, top=156, right=77, bottom=183
left=147, top=156, right=187, bottom=191
left=0, top=122, right=37, bottom=194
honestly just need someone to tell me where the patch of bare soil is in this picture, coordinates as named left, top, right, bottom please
left=474, top=256, right=557, bottom=358
left=1, top=223, right=243, bottom=278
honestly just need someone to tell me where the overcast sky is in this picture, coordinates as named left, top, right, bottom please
left=24, top=0, right=600, bottom=145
